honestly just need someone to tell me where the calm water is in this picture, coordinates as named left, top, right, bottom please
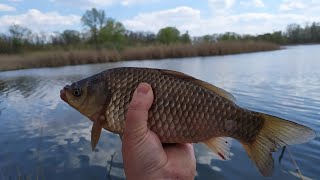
left=0, top=45, right=319, bottom=180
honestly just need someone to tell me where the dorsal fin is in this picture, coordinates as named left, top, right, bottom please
left=161, top=69, right=236, bottom=102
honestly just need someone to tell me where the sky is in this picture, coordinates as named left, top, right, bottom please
left=0, top=0, right=320, bottom=36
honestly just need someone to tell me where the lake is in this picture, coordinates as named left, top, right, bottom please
left=0, top=45, right=319, bottom=180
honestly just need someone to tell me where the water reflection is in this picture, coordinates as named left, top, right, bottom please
left=0, top=45, right=319, bottom=179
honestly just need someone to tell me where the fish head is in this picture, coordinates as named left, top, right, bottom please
left=60, top=74, right=111, bottom=122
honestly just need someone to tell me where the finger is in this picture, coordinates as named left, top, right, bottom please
left=123, top=83, right=154, bottom=143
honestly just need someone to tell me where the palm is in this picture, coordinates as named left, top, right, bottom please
left=123, top=129, right=196, bottom=179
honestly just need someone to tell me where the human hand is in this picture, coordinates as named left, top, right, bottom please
left=122, top=83, right=196, bottom=180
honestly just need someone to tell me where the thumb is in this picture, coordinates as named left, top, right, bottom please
left=123, top=82, right=154, bottom=143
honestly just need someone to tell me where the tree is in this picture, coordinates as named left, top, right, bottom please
left=61, top=30, right=81, bottom=45
left=51, top=32, right=64, bottom=46
left=180, top=31, right=191, bottom=44
left=157, top=27, right=180, bottom=44
left=9, top=24, right=32, bottom=40
left=202, top=35, right=215, bottom=43
left=0, top=34, right=12, bottom=53
left=81, top=8, right=106, bottom=48
left=33, top=32, right=49, bottom=46
left=270, top=31, right=285, bottom=44
left=286, top=23, right=302, bottom=44
left=309, top=22, right=320, bottom=42
left=126, top=31, right=156, bottom=45
left=8, top=24, right=32, bottom=52
left=218, top=32, right=241, bottom=41
left=99, top=18, right=126, bottom=48
left=241, top=34, right=255, bottom=41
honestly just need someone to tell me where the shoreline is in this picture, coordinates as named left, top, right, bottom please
left=0, top=41, right=279, bottom=72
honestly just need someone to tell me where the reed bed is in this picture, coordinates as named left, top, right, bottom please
left=0, top=41, right=279, bottom=71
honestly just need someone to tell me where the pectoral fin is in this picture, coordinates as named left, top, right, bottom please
left=91, top=121, right=102, bottom=151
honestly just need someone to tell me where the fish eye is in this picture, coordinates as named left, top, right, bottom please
left=72, top=88, right=81, bottom=97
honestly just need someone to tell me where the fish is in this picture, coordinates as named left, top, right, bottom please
left=60, top=67, right=316, bottom=176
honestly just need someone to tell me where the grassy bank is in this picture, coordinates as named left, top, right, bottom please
left=0, top=41, right=279, bottom=72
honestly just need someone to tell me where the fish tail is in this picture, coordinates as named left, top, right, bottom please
left=241, top=113, right=316, bottom=176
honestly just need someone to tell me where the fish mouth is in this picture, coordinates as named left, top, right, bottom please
left=60, top=88, right=68, bottom=102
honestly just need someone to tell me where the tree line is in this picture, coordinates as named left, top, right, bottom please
left=0, top=8, right=319, bottom=54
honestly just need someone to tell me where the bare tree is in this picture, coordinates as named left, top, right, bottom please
left=9, top=24, right=32, bottom=40
left=8, top=24, right=32, bottom=52
left=81, top=8, right=106, bottom=49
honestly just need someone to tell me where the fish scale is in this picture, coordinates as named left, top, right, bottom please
left=103, top=67, right=261, bottom=143
left=60, top=67, right=315, bottom=176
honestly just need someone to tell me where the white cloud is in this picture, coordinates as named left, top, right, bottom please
left=123, top=6, right=201, bottom=34
left=123, top=6, right=320, bottom=36
left=240, top=0, right=265, bottom=8
left=83, top=0, right=115, bottom=5
left=50, top=0, right=116, bottom=8
left=0, top=3, right=16, bottom=11
left=208, top=0, right=235, bottom=14
left=8, top=0, right=23, bottom=2
left=121, top=0, right=157, bottom=6
left=0, top=9, right=81, bottom=33
left=278, top=0, right=320, bottom=20
left=253, top=0, right=265, bottom=7
left=279, top=0, right=306, bottom=11
left=51, top=0, right=156, bottom=8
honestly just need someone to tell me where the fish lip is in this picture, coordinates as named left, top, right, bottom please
left=60, top=89, right=68, bottom=102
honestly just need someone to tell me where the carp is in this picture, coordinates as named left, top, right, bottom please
left=60, top=67, right=315, bottom=176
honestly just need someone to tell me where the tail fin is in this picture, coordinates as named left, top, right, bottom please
left=242, top=113, right=316, bottom=176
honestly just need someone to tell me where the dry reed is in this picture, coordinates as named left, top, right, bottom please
left=0, top=41, right=279, bottom=71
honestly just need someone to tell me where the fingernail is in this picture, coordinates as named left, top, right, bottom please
left=137, top=83, right=149, bottom=96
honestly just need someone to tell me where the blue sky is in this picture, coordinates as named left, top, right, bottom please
left=0, top=0, right=320, bottom=36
